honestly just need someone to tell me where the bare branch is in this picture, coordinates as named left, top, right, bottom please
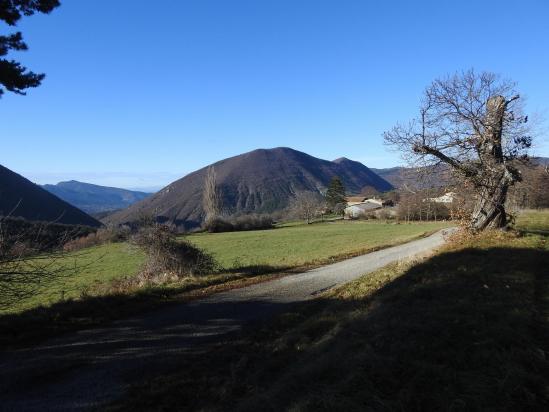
left=383, top=69, right=536, bottom=230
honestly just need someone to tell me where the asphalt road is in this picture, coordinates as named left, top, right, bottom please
left=0, top=228, right=453, bottom=411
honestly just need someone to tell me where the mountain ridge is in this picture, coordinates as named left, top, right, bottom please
left=42, top=180, right=151, bottom=214
left=104, top=147, right=393, bottom=230
left=0, top=165, right=100, bottom=227
left=371, top=156, right=549, bottom=189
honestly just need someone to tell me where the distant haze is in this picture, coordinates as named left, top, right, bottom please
left=23, top=171, right=182, bottom=192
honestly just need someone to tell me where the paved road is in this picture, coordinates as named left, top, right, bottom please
left=0, top=229, right=453, bottom=411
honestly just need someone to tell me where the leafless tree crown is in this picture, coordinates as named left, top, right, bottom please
left=384, top=70, right=534, bottom=230
left=289, top=191, right=324, bottom=224
left=0, top=217, right=85, bottom=309
left=202, top=166, right=222, bottom=225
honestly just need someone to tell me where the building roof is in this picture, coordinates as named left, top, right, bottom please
left=346, top=202, right=382, bottom=211
left=345, top=196, right=368, bottom=203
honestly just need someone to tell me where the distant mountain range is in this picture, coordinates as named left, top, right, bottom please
left=370, top=165, right=452, bottom=189
left=42, top=181, right=151, bottom=214
left=104, top=147, right=394, bottom=230
left=372, top=156, right=549, bottom=189
left=5, top=152, right=546, bottom=230
left=532, top=156, right=549, bottom=166
left=0, top=165, right=100, bottom=227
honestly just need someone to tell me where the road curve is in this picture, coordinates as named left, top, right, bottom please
left=0, top=228, right=454, bottom=411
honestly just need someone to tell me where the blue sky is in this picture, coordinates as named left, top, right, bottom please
left=2, top=0, right=548, bottom=190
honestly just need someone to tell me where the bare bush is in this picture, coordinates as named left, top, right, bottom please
left=374, top=208, right=395, bottom=220
left=203, top=166, right=222, bottom=226
left=396, top=189, right=462, bottom=222
left=0, top=216, right=87, bottom=309
left=63, top=226, right=130, bottom=252
left=508, top=163, right=549, bottom=210
left=204, top=214, right=274, bottom=233
left=289, top=191, right=325, bottom=224
left=132, top=224, right=217, bottom=281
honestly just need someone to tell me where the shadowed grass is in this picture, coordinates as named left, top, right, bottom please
left=109, top=230, right=549, bottom=411
left=1, top=243, right=145, bottom=314
left=0, top=221, right=449, bottom=348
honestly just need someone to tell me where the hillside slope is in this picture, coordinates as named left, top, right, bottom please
left=0, top=165, right=100, bottom=227
left=373, top=156, right=549, bottom=189
left=42, top=181, right=151, bottom=214
left=104, top=147, right=393, bottom=230
left=371, top=165, right=453, bottom=189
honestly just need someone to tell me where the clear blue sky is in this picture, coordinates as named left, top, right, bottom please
left=2, top=0, right=548, bottom=190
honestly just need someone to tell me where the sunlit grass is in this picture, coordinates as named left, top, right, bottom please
left=515, top=209, right=549, bottom=232
left=188, top=220, right=451, bottom=269
left=3, top=220, right=450, bottom=314
left=2, top=243, right=145, bottom=313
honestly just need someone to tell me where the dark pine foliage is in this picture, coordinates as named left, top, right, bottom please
left=0, top=0, right=60, bottom=97
left=325, top=176, right=346, bottom=211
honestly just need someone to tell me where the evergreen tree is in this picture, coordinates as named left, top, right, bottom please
left=0, top=0, right=60, bottom=97
left=325, top=176, right=346, bottom=212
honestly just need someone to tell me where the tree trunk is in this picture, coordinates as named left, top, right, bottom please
left=469, top=96, right=517, bottom=231
left=470, top=172, right=511, bottom=231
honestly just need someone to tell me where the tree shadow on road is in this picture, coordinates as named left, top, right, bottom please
left=0, top=263, right=295, bottom=350
left=108, top=242, right=549, bottom=411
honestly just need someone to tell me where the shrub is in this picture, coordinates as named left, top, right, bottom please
left=0, top=217, right=95, bottom=254
left=233, top=215, right=274, bottom=231
left=374, top=208, right=395, bottom=220
left=205, top=217, right=235, bottom=233
left=204, top=214, right=274, bottom=233
left=132, top=224, right=217, bottom=279
left=63, top=226, right=130, bottom=252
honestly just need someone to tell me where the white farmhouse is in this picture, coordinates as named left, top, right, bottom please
left=428, top=192, right=456, bottom=204
left=344, top=201, right=383, bottom=218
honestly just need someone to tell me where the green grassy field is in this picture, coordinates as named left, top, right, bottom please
left=188, top=220, right=450, bottom=269
left=515, top=208, right=549, bottom=232
left=2, top=221, right=449, bottom=314
left=7, top=243, right=145, bottom=313
left=111, top=215, right=549, bottom=411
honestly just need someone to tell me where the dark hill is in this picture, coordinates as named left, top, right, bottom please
left=104, top=147, right=393, bottom=230
left=0, top=165, right=100, bottom=227
left=42, top=181, right=151, bottom=214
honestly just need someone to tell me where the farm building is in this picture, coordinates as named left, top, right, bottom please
left=345, top=196, right=368, bottom=206
left=427, top=192, right=456, bottom=203
left=344, top=201, right=383, bottom=218
left=344, top=196, right=395, bottom=219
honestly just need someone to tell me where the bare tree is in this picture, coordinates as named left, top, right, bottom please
left=289, top=191, right=324, bottom=224
left=384, top=70, right=534, bottom=231
left=202, top=166, right=222, bottom=225
left=0, top=216, right=85, bottom=309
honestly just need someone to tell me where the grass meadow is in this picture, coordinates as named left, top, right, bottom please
left=1, top=220, right=449, bottom=347
left=515, top=208, right=549, bottom=233
left=110, top=211, right=549, bottom=411
left=3, top=220, right=449, bottom=314
left=187, top=220, right=450, bottom=269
